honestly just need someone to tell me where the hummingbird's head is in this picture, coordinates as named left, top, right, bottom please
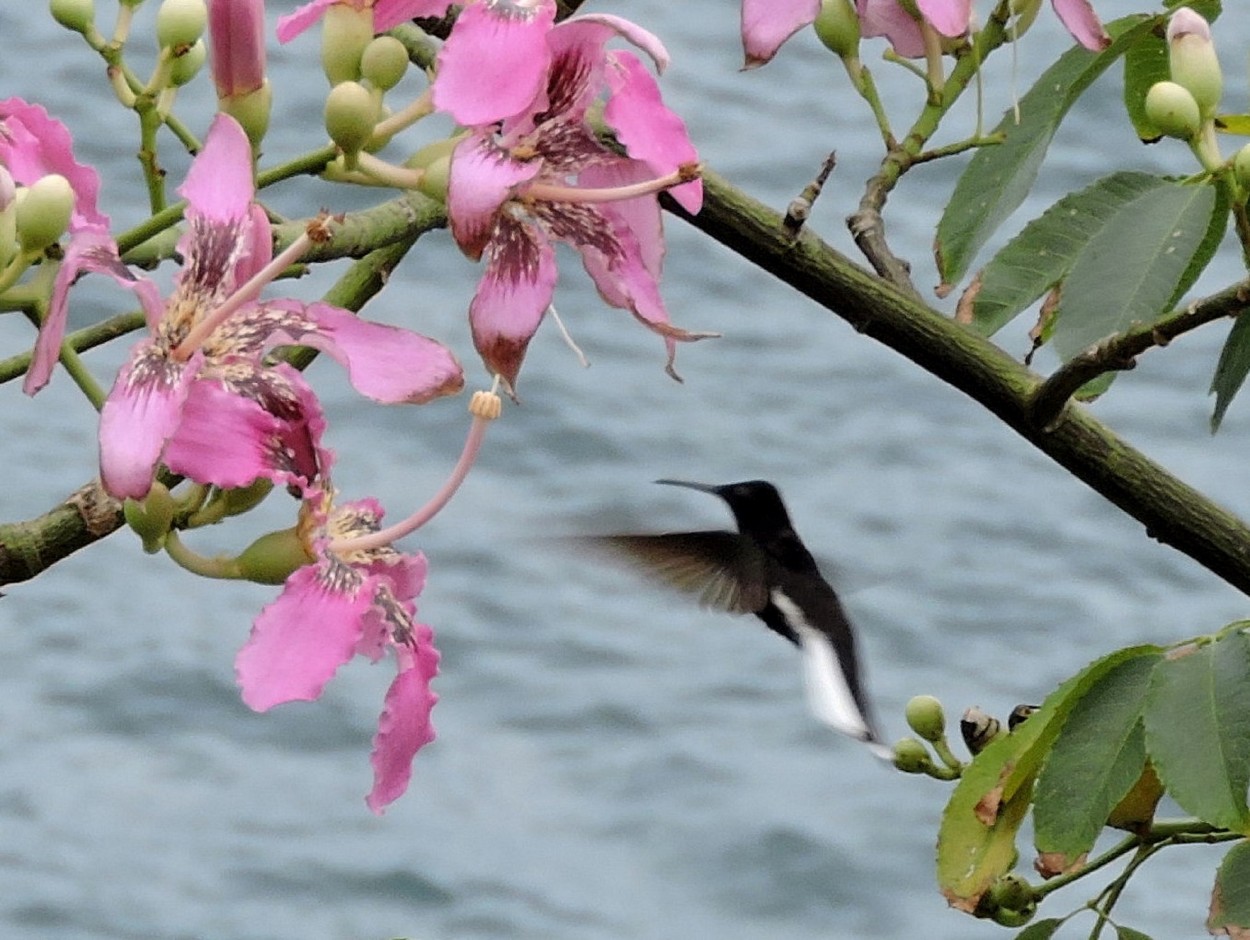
left=656, top=479, right=792, bottom=531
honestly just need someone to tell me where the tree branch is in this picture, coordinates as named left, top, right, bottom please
left=664, top=169, right=1250, bottom=596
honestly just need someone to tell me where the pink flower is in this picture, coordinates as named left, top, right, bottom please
left=0, top=98, right=153, bottom=396
left=445, top=14, right=709, bottom=391
left=741, top=0, right=1108, bottom=66
left=97, top=114, right=464, bottom=499
left=235, top=484, right=440, bottom=814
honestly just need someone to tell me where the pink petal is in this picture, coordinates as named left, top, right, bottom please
left=916, top=0, right=971, bottom=38
left=603, top=51, right=701, bottom=215
left=470, top=216, right=557, bottom=390
left=288, top=302, right=465, bottom=403
left=1052, top=0, right=1109, bottom=50
left=740, top=0, right=820, bottom=68
left=366, top=633, right=440, bottom=814
left=374, top=0, right=455, bottom=31
left=432, top=0, right=557, bottom=126
left=208, top=0, right=267, bottom=97
left=25, top=231, right=161, bottom=395
left=236, top=562, right=370, bottom=710
left=0, top=98, right=109, bottom=232
left=447, top=134, right=542, bottom=259
left=274, top=0, right=337, bottom=42
left=234, top=203, right=273, bottom=285
left=98, top=345, right=201, bottom=499
left=857, top=0, right=925, bottom=58
left=178, top=113, right=255, bottom=223
left=162, top=375, right=311, bottom=489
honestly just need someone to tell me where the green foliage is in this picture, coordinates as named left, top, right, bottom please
left=936, top=630, right=1250, bottom=928
left=1144, top=632, right=1250, bottom=832
left=1049, top=177, right=1225, bottom=362
left=1210, top=315, right=1250, bottom=431
left=1033, top=649, right=1161, bottom=870
left=935, top=14, right=1158, bottom=289
left=1208, top=840, right=1250, bottom=934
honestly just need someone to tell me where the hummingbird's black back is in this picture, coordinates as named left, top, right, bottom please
left=593, top=479, right=887, bottom=753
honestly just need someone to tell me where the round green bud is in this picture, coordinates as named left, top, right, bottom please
left=236, top=527, right=315, bottom=585
left=892, top=737, right=932, bottom=773
left=156, top=0, right=207, bottom=50
left=904, top=694, right=946, bottom=743
left=813, top=0, right=859, bottom=59
left=1167, top=9, right=1221, bottom=119
left=1235, top=144, right=1250, bottom=190
left=321, top=3, right=374, bottom=85
left=50, top=0, right=96, bottom=35
left=16, top=174, right=75, bottom=253
left=361, top=36, right=409, bottom=92
left=1144, top=80, right=1201, bottom=141
left=123, top=482, right=175, bottom=554
left=218, top=478, right=274, bottom=517
left=169, top=37, right=206, bottom=86
left=324, top=80, right=379, bottom=157
left=220, top=80, right=273, bottom=150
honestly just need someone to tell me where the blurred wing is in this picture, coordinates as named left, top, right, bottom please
left=587, top=532, right=768, bottom=615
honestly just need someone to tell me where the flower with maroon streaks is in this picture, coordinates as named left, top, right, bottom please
left=1, top=97, right=156, bottom=396
left=446, top=13, right=710, bottom=392
left=97, top=113, right=463, bottom=500
left=235, top=483, right=441, bottom=815
left=234, top=388, right=503, bottom=812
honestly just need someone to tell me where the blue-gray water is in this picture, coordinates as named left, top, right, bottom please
left=2, top=4, right=1248, bottom=939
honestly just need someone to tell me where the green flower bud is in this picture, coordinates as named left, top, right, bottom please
left=321, top=3, right=374, bottom=86
left=0, top=167, right=17, bottom=269
left=904, top=694, right=946, bottom=743
left=123, top=482, right=176, bottom=554
left=50, top=0, right=96, bottom=35
left=220, top=80, right=273, bottom=150
left=891, top=737, right=932, bottom=773
left=324, top=80, right=379, bottom=158
left=156, top=0, right=208, bottom=50
left=236, top=527, right=315, bottom=585
left=169, top=37, right=206, bottom=86
left=16, top=174, right=75, bottom=253
left=1167, top=8, right=1221, bottom=119
left=217, top=478, right=274, bottom=517
left=1144, top=80, right=1201, bottom=141
left=1235, top=144, right=1250, bottom=190
left=813, top=0, right=859, bottom=59
left=983, top=874, right=1037, bottom=927
left=361, top=36, right=409, bottom=92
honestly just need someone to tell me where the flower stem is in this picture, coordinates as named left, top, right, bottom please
left=330, top=390, right=502, bottom=554
left=171, top=230, right=315, bottom=359
left=163, top=530, right=245, bottom=579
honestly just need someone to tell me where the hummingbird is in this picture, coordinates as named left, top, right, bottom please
left=593, top=479, right=890, bottom=759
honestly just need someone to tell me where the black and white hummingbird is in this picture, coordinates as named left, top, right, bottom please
left=593, top=479, right=890, bottom=759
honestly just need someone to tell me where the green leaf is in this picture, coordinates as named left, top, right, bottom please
left=969, top=172, right=1168, bottom=336
left=1210, top=315, right=1250, bottom=431
left=1034, top=649, right=1162, bottom=870
left=1051, top=180, right=1224, bottom=362
left=1014, top=919, right=1064, bottom=940
left=937, top=646, right=1161, bottom=910
left=1115, top=927, right=1156, bottom=940
left=1209, top=840, right=1250, bottom=935
left=936, top=14, right=1158, bottom=289
left=1216, top=114, right=1250, bottom=136
left=1122, top=22, right=1168, bottom=141
left=1145, top=632, right=1250, bottom=832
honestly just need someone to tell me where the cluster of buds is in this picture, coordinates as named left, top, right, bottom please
left=1143, top=9, right=1226, bottom=174
left=52, top=0, right=211, bottom=120
left=0, top=168, right=74, bottom=275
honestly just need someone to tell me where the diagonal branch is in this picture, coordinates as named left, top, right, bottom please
left=664, top=168, right=1250, bottom=596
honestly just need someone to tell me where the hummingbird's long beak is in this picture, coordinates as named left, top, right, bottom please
left=654, top=478, right=720, bottom=494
